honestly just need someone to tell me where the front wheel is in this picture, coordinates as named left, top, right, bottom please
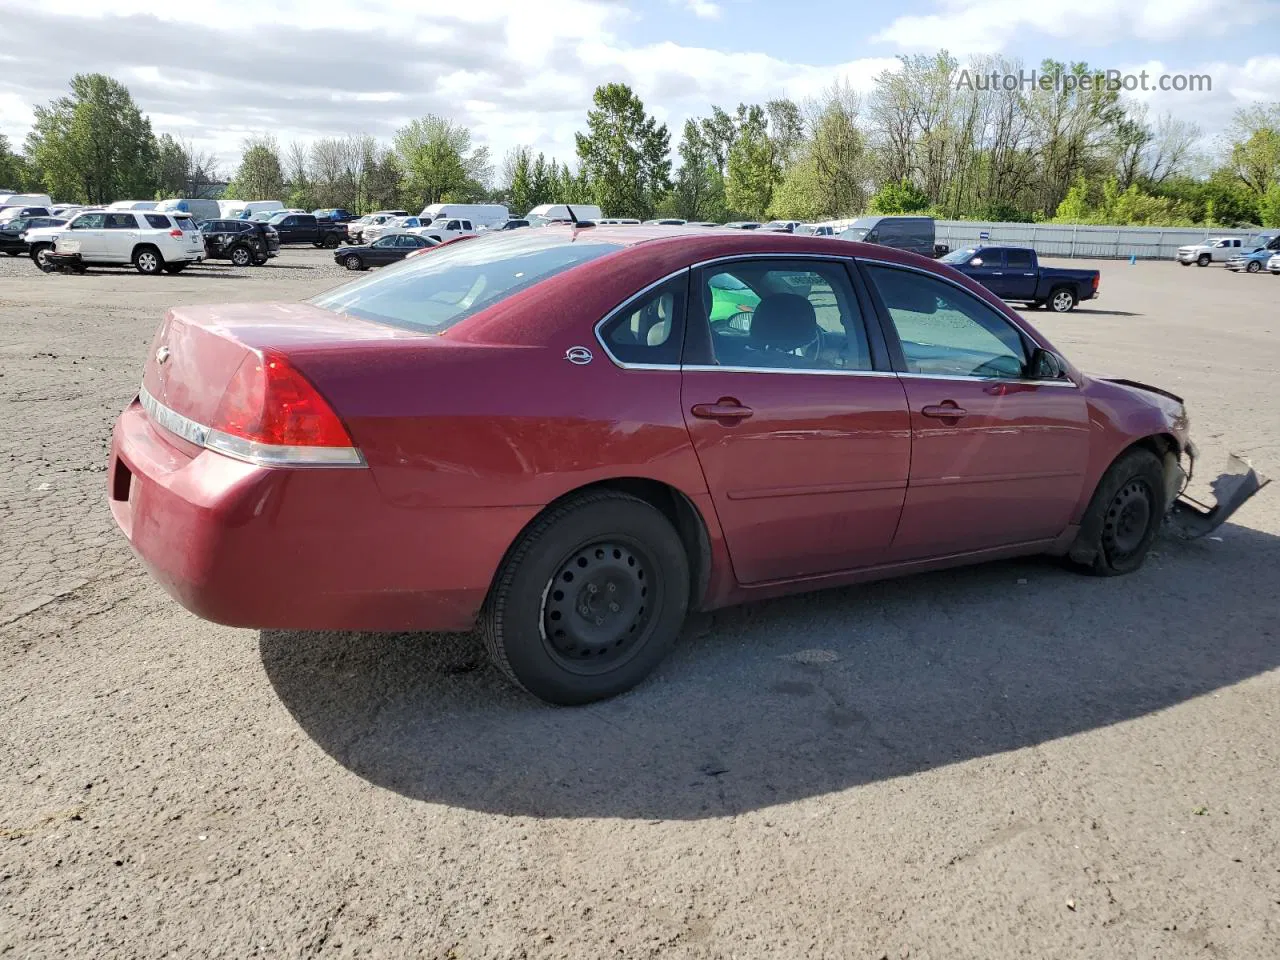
left=1069, top=447, right=1166, bottom=576
left=1196, top=254, right=1211, bottom=267
left=1246, top=260, right=1262, bottom=273
left=1179, top=260, right=1191, bottom=266
left=342, top=254, right=364, bottom=271
left=164, top=263, right=187, bottom=274
left=30, top=244, right=53, bottom=270
left=481, top=492, right=691, bottom=705
left=1049, top=287, right=1076, bottom=312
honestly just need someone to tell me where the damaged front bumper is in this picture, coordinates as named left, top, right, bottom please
left=1165, top=446, right=1271, bottom=539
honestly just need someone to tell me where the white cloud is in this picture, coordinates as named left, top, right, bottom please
left=681, top=0, right=722, bottom=19
left=874, top=0, right=1276, bottom=53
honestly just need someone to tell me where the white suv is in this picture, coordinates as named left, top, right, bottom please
left=409, top=217, right=477, bottom=242
left=30, top=210, right=205, bottom=274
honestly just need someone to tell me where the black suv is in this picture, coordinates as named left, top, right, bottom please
left=0, top=216, right=66, bottom=256
left=198, top=219, right=281, bottom=266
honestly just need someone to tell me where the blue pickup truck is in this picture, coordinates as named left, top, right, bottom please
left=939, top=245, right=1099, bottom=312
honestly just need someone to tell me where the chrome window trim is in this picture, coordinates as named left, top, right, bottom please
left=139, top=386, right=366, bottom=468
left=896, top=372, right=1077, bottom=388
left=682, top=364, right=896, bottom=378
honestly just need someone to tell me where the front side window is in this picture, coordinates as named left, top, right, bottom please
left=70, top=214, right=106, bottom=230
left=940, top=248, right=978, bottom=264
left=865, top=265, right=1027, bottom=379
left=372, top=236, right=395, bottom=248
left=599, top=276, right=687, bottom=365
left=698, top=260, right=873, bottom=371
left=313, top=231, right=622, bottom=334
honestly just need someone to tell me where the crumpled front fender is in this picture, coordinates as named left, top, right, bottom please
left=1166, top=451, right=1270, bottom=540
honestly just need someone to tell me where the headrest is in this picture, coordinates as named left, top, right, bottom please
left=749, top=294, right=818, bottom=351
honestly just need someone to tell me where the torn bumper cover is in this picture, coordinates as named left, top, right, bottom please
left=1166, top=450, right=1271, bottom=540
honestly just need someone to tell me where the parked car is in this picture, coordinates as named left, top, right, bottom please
left=419, top=203, right=509, bottom=229
left=34, top=210, right=205, bottom=274
left=0, top=192, right=52, bottom=210
left=220, top=200, right=284, bottom=220
left=596, top=218, right=641, bottom=225
left=345, top=211, right=409, bottom=244
left=412, top=217, right=478, bottom=243
left=198, top=219, right=280, bottom=266
left=644, top=218, right=686, bottom=226
left=0, top=205, right=51, bottom=221
left=154, top=198, right=221, bottom=222
left=762, top=220, right=802, bottom=233
left=1267, top=253, right=1280, bottom=275
left=1225, top=247, right=1274, bottom=273
left=722, top=221, right=762, bottom=230
left=334, top=233, right=438, bottom=270
left=266, top=212, right=345, bottom=248
left=0, top=216, right=66, bottom=256
left=496, top=218, right=530, bottom=230
left=363, top=216, right=426, bottom=244
left=106, top=227, right=1262, bottom=705
left=312, top=208, right=357, bottom=223
left=1176, top=236, right=1245, bottom=266
left=838, top=216, right=938, bottom=257
left=940, top=245, right=1100, bottom=312
left=525, top=203, right=604, bottom=225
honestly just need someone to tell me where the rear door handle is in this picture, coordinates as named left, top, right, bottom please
left=921, top=403, right=967, bottom=419
left=691, top=399, right=754, bottom=421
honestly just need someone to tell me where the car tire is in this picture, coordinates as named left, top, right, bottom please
left=1179, top=260, right=1191, bottom=266
left=229, top=245, right=253, bottom=267
left=163, top=263, right=187, bottom=274
left=1246, top=260, right=1261, bottom=273
left=1048, top=287, right=1076, bottom=312
left=481, top=491, right=691, bottom=705
left=343, top=254, right=364, bottom=271
left=3, top=250, right=19, bottom=257
left=1196, top=254, right=1211, bottom=267
left=322, top=234, right=341, bottom=249
left=1068, top=447, right=1167, bottom=577
left=30, top=243, right=53, bottom=269
left=133, top=246, right=163, bottom=275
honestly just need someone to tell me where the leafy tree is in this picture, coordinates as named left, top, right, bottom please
left=1259, top=181, right=1280, bottom=228
left=725, top=105, right=777, bottom=218
left=395, top=115, right=491, bottom=206
left=1225, top=104, right=1280, bottom=196
left=671, top=120, right=724, bottom=221
left=767, top=157, right=824, bottom=221
left=807, top=82, right=869, bottom=217
left=24, top=74, right=158, bottom=203
left=503, top=147, right=533, bottom=214
left=0, top=134, right=24, bottom=190
left=153, top=134, right=220, bottom=199
left=575, top=82, right=671, bottom=219
left=869, top=178, right=932, bottom=214
left=227, top=135, right=285, bottom=201
left=699, top=106, right=737, bottom=175
left=766, top=98, right=805, bottom=170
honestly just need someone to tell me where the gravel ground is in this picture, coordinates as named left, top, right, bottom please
left=1, top=248, right=1277, bottom=959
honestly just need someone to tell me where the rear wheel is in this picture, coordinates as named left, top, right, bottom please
left=1049, top=287, right=1076, bottom=312
left=1196, top=253, right=1211, bottom=267
left=229, top=245, right=253, bottom=267
left=343, top=254, right=364, bottom=271
left=322, top=234, right=341, bottom=249
left=1069, top=448, right=1166, bottom=576
left=133, top=246, right=163, bottom=275
left=481, top=492, right=690, bottom=705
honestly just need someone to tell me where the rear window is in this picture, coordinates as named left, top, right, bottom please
left=312, top=231, right=622, bottom=334
left=176, top=217, right=198, bottom=232
left=145, top=214, right=171, bottom=229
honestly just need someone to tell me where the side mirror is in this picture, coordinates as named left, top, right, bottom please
left=1028, top=348, right=1066, bottom=380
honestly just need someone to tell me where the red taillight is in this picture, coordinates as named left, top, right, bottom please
left=1092, top=274, right=1099, bottom=291
left=169, top=228, right=183, bottom=238
left=211, top=352, right=354, bottom=450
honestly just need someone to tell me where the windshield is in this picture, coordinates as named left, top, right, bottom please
left=312, top=231, right=622, bottom=334
left=939, top=248, right=977, bottom=264
left=840, top=227, right=870, bottom=241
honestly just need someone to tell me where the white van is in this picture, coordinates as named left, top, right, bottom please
left=155, top=198, right=222, bottom=222
left=0, top=193, right=53, bottom=209
left=417, top=203, right=509, bottom=228
left=525, top=203, right=605, bottom=225
left=108, top=200, right=158, bottom=211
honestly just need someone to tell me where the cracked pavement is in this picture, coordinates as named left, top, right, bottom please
left=2, top=250, right=1278, bottom=958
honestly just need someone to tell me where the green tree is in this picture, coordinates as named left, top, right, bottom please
left=1225, top=104, right=1280, bottom=197
left=505, top=147, right=533, bottom=214
left=1259, top=181, right=1280, bottom=228
left=671, top=120, right=724, bottom=221
left=767, top=157, right=824, bottom=221
left=699, top=106, right=737, bottom=175
left=575, top=82, right=671, bottom=219
left=227, top=135, right=285, bottom=201
left=808, top=82, right=869, bottom=218
left=395, top=115, right=491, bottom=206
left=24, top=74, right=158, bottom=203
left=0, top=134, right=24, bottom=189
left=725, top=105, right=777, bottom=218
left=869, top=177, right=932, bottom=214
left=153, top=134, right=220, bottom=200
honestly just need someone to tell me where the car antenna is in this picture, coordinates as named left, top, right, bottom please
left=566, top=205, right=579, bottom=240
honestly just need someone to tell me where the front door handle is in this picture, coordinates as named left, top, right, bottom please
left=691, top=399, right=754, bottom=421
left=921, top=402, right=968, bottom=420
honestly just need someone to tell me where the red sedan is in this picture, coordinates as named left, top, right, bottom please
left=108, top=227, right=1264, bottom=704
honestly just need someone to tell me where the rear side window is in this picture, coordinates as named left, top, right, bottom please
left=600, top=275, right=687, bottom=365
left=105, top=213, right=136, bottom=229
left=312, top=231, right=622, bottom=334
left=176, top=217, right=197, bottom=232
left=1005, top=248, right=1033, bottom=269
left=145, top=214, right=170, bottom=229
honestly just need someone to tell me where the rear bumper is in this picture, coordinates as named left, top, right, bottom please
left=108, top=400, right=537, bottom=632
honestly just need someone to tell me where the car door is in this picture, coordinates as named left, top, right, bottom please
left=964, top=248, right=1007, bottom=296
left=277, top=216, right=299, bottom=242
left=62, top=212, right=108, bottom=258
left=675, top=257, right=912, bottom=584
left=102, top=212, right=140, bottom=262
left=1001, top=248, right=1038, bottom=300
left=369, top=236, right=398, bottom=264
left=860, top=261, right=1090, bottom=560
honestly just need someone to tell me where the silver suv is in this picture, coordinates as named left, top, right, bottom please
left=29, top=210, right=206, bottom=274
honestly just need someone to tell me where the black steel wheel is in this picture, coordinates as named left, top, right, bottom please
left=1068, top=447, right=1166, bottom=576
left=482, top=491, right=690, bottom=705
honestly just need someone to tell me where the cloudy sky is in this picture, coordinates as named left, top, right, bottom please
left=2, top=0, right=1278, bottom=178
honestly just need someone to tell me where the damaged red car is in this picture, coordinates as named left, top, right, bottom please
left=107, top=226, right=1266, bottom=704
